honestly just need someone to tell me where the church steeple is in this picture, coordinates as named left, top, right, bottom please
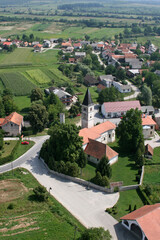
left=82, top=88, right=93, bottom=106
left=81, top=88, right=94, bottom=129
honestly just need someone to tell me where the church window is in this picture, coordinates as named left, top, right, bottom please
left=83, top=107, right=86, bottom=111
left=90, top=108, right=92, bottom=111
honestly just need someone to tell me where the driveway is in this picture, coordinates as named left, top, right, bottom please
left=124, top=81, right=140, bottom=100
left=0, top=135, right=136, bottom=240
left=145, top=131, right=160, bottom=149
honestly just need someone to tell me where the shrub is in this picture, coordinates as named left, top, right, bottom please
left=114, top=186, right=119, bottom=192
left=7, top=203, right=15, bottom=209
left=33, top=186, right=48, bottom=201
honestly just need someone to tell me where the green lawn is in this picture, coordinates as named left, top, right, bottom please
left=143, top=165, right=160, bottom=184
left=110, top=189, right=144, bottom=221
left=152, top=146, right=160, bottom=164
left=14, top=96, right=31, bottom=114
left=80, top=162, right=96, bottom=181
left=108, top=141, right=139, bottom=186
left=13, top=141, right=35, bottom=160
left=0, top=141, right=17, bottom=158
left=0, top=168, right=84, bottom=240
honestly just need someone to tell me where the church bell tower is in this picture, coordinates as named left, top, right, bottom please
left=81, top=88, right=94, bottom=128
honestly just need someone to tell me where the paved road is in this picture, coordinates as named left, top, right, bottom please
left=92, top=51, right=106, bottom=67
left=145, top=131, right=160, bottom=149
left=0, top=135, right=136, bottom=240
left=124, top=81, right=140, bottom=100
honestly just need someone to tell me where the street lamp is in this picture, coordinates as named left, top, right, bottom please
left=49, top=187, right=52, bottom=193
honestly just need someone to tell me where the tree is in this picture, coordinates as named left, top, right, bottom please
left=96, top=156, right=112, bottom=178
left=116, top=68, right=126, bottom=80
left=137, top=84, right=152, bottom=106
left=135, top=148, right=145, bottom=167
left=69, top=105, right=79, bottom=117
left=98, top=87, right=123, bottom=104
left=29, top=101, right=48, bottom=132
left=79, top=227, right=112, bottom=240
left=40, top=124, right=84, bottom=177
left=116, top=108, right=144, bottom=153
left=0, top=98, right=5, bottom=117
left=105, top=65, right=116, bottom=75
left=33, top=186, right=48, bottom=201
left=0, top=129, right=4, bottom=150
left=30, top=88, right=43, bottom=102
left=2, top=95, right=17, bottom=115
left=77, top=150, right=87, bottom=175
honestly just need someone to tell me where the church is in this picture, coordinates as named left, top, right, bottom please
left=79, top=88, right=118, bottom=165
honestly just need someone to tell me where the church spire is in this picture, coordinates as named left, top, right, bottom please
left=82, top=88, right=93, bottom=106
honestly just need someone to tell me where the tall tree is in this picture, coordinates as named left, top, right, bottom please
left=98, top=87, right=123, bottom=104
left=29, top=101, right=48, bottom=132
left=116, top=108, right=144, bottom=153
left=0, top=98, right=5, bottom=117
left=0, top=129, right=3, bottom=150
left=96, top=156, right=112, bottom=179
left=30, top=88, right=43, bottom=102
left=137, top=84, right=152, bottom=106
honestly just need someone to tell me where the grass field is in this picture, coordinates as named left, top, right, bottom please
left=13, top=141, right=35, bottom=160
left=0, top=72, right=36, bottom=96
left=0, top=168, right=84, bottom=239
left=143, top=165, right=160, bottom=184
left=0, top=141, right=17, bottom=158
left=13, top=96, right=31, bottom=114
left=110, top=189, right=144, bottom=221
left=108, top=141, right=139, bottom=186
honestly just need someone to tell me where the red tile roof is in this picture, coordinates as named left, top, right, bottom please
left=34, top=44, right=42, bottom=48
left=0, top=112, right=23, bottom=127
left=0, top=118, right=5, bottom=126
left=121, top=204, right=160, bottom=240
left=97, top=84, right=106, bottom=90
left=103, top=101, right=141, bottom=113
left=79, top=128, right=100, bottom=145
left=62, top=42, right=72, bottom=47
left=73, top=43, right=81, bottom=47
left=3, top=42, right=12, bottom=46
left=84, top=138, right=118, bottom=160
left=97, top=44, right=104, bottom=48
left=142, top=116, right=156, bottom=126
left=79, top=121, right=116, bottom=145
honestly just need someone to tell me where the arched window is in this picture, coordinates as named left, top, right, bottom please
left=131, top=223, right=143, bottom=239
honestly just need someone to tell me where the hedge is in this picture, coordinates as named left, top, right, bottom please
left=138, top=186, right=153, bottom=205
left=0, top=140, right=21, bottom=165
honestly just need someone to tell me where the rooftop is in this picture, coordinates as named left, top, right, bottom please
left=102, top=101, right=141, bottom=113
left=0, top=112, right=23, bottom=127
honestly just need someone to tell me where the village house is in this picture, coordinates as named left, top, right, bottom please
left=73, top=43, right=82, bottom=49
left=99, top=75, right=115, bottom=87
left=127, top=69, right=140, bottom=77
left=120, top=203, right=160, bottom=240
left=0, top=112, right=23, bottom=136
left=34, top=44, right=43, bottom=52
left=112, top=81, right=131, bottom=93
left=84, top=138, right=118, bottom=165
left=45, top=87, right=73, bottom=106
left=3, top=42, right=12, bottom=47
left=142, top=115, right=156, bottom=139
left=144, top=144, right=153, bottom=159
left=84, top=75, right=99, bottom=87
left=61, top=42, right=72, bottom=48
left=141, top=106, right=154, bottom=116
left=79, top=121, right=116, bottom=149
left=75, top=52, right=86, bottom=59
left=43, top=40, right=51, bottom=48
left=101, top=100, right=141, bottom=118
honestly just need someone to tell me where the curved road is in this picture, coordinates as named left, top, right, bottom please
left=0, top=135, right=136, bottom=240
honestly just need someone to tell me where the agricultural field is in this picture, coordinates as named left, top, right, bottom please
left=0, top=168, right=84, bottom=240
left=0, top=72, right=36, bottom=96
left=25, top=69, right=51, bottom=85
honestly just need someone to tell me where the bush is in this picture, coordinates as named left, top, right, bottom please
left=33, top=186, right=48, bottom=201
left=114, top=186, right=119, bottom=192
left=7, top=203, right=15, bottom=209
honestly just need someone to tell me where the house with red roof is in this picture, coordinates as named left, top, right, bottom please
left=142, top=115, right=156, bottom=139
left=0, top=112, right=23, bottom=136
left=73, top=42, right=82, bottom=49
left=120, top=203, right=160, bottom=240
left=101, top=100, right=141, bottom=118
left=84, top=138, right=118, bottom=165
left=34, top=44, right=43, bottom=52
left=79, top=121, right=116, bottom=149
left=3, top=42, right=12, bottom=47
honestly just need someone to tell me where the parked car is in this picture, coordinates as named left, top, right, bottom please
left=21, top=141, right=29, bottom=145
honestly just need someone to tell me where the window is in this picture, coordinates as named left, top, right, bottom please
left=150, top=131, right=152, bottom=135
left=109, top=134, right=111, bottom=138
left=90, top=108, right=92, bottom=111
left=104, top=137, right=106, bottom=141
left=90, top=115, right=92, bottom=118
left=11, top=123, right=13, bottom=127
left=83, top=107, right=86, bottom=111
left=151, top=126, right=153, bottom=129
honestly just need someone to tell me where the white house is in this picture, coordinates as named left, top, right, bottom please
left=112, top=81, right=131, bottom=93
left=142, top=115, right=156, bottom=139
left=79, top=121, right=116, bottom=150
left=101, top=100, right=141, bottom=118
left=84, top=138, right=118, bottom=165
